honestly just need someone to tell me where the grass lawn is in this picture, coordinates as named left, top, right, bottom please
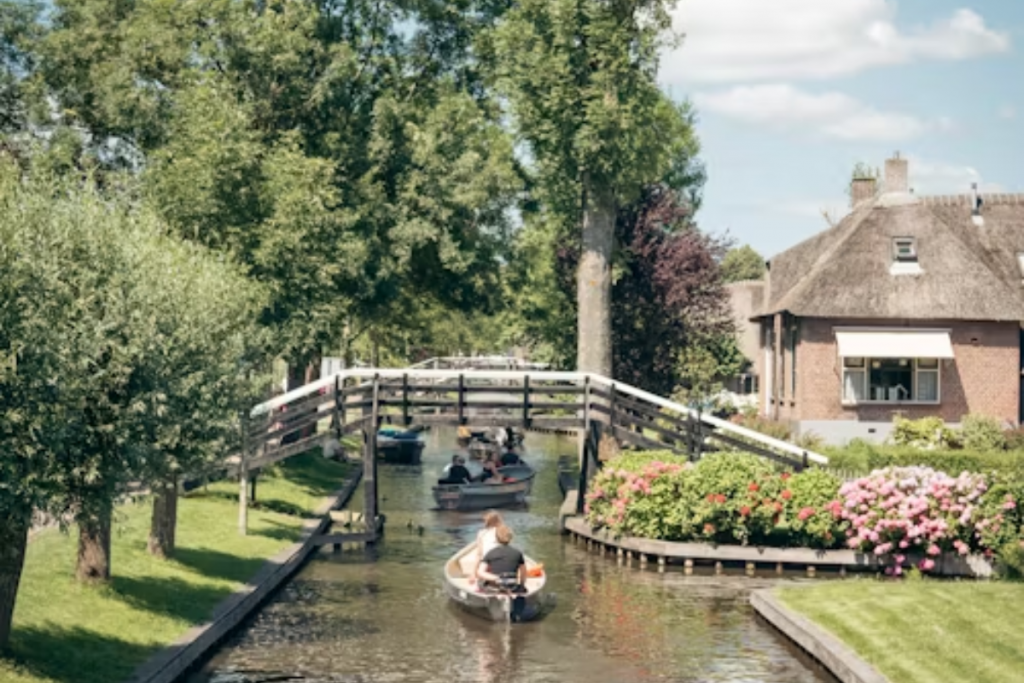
left=777, top=580, right=1024, bottom=683
left=0, top=452, right=349, bottom=683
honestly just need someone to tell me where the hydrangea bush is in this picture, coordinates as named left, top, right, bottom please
left=837, top=466, right=1014, bottom=574
left=584, top=453, right=1021, bottom=573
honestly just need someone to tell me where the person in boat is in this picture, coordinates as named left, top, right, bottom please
left=477, top=524, right=527, bottom=591
left=500, top=448, right=523, bottom=467
left=468, top=510, right=504, bottom=582
left=440, top=455, right=471, bottom=485
left=479, top=452, right=502, bottom=483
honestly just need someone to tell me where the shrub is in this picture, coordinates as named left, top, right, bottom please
left=838, top=466, right=1011, bottom=574
left=823, top=442, right=1024, bottom=477
left=784, top=468, right=846, bottom=549
left=997, top=540, right=1024, bottom=580
left=961, top=414, right=1007, bottom=451
left=891, top=416, right=955, bottom=449
left=728, top=414, right=792, bottom=441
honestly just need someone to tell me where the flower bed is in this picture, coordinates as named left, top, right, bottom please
left=584, top=451, right=1022, bottom=574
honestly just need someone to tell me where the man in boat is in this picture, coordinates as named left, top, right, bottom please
left=440, top=455, right=472, bottom=485
left=477, top=524, right=527, bottom=592
left=499, top=448, right=523, bottom=467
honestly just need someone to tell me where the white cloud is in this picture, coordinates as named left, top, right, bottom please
left=694, top=84, right=943, bottom=142
left=908, top=158, right=1005, bottom=194
left=663, top=1, right=1010, bottom=84
left=998, top=105, right=1017, bottom=120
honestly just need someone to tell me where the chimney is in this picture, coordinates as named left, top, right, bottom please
left=884, top=152, right=909, bottom=193
left=850, top=176, right=877, bottom=207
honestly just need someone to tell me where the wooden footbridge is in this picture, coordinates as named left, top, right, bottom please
left=237, top=358, right=827, bottom=544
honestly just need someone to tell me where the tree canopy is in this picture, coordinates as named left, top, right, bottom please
left=720, top=244, right=766, bottom=283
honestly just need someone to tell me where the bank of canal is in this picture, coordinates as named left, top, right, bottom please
left=190, top=428, right=837, bottom=683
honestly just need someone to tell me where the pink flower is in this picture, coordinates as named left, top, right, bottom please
left=918, top=558, right=936, bottom=572
left=797, top=507, right=815, bottom=521
left=927, top=544, right=941, bottom=557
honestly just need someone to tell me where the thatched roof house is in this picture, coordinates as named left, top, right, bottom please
left=751, top=154, right=1024, bottom=444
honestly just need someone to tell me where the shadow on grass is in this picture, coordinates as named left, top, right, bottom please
left=170, top=546, right=270, bottom=584
left=109, top=574, right=237, bottom=624
left=258, top=518, right=306, bottom=542
left=187, top=489, right=311, bottom=518
left=5, top=624, right=158, bottom=683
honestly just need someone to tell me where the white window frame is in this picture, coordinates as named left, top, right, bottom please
left=841, top=357, right=941, bottom=406
left=892, top=237, right=917, bottom=263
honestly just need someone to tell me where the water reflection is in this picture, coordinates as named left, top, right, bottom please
left=191, top=427, right=836, bottom=683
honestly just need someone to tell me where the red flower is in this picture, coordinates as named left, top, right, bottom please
left=715, top=494, right=727, bottom=504
left=781, top=489, right=793, bottom=500
left=740, top=505, right=751, bottom=516
left=773, top=502, right=783, bottom=512
left=780, top=472, right=792, bottom=481
left=703, top=523, right=716, bottom=534
left=748, top=482, right=760, bottom=492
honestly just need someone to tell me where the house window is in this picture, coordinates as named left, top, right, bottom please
left=842, top=357, right=867, bottom=403
left=892, top=237, right=917, bottom=262
left=842, top=357, right=940, bottom=404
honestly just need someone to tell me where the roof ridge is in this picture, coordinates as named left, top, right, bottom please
left=919, top=193, right=1024, bottom=206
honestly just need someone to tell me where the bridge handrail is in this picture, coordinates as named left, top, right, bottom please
left=251, top=368, right=827, bottom=465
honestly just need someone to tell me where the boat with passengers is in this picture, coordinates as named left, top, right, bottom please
left=443, top=541, right=546, bottom=622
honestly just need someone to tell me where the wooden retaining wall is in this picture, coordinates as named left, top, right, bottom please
left=750, top=590, right=891, bottom=683
left=124, top=471, right=364, bottom=683
left=562, top=516, right=994, bottom=578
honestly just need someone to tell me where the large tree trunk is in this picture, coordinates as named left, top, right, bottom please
left=578, top=183, right=614, bottom=377
left=76, top=501, right=112, bottom=583
left=148, top=477, right=178, bottom=559
left=0, top=512, right=30, bottom=651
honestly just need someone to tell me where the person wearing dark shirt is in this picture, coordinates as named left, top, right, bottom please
left=441, top=455, right=471, bottom=484
left=478, top=524, right=527, bottom=587
left=499, top=450, right=522, bottom=467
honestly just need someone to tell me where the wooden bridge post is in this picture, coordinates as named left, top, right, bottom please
left=363, top=375, right=380, bottom=542
left=457, top=374, right=465, bottom=425
left=238, top=412, right=250, bottom=536
left=332, top=376, right=342, bottom=439
left=522, top=375, right=531, bottom=428
left=402, top=373, right=410, bottom=426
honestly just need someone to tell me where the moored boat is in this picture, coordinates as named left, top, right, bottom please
left=377, top=428, right=425, bottom=464
left=432, top=465, right=536, bottom=511
left=443, top=541, right=546, bottom=622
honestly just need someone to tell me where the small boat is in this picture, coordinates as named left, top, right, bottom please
left=377, top=428, right=425, bottom=464
left=432, top=465, right=536, bottom=511
left=443, top=542, right=547, bottom=622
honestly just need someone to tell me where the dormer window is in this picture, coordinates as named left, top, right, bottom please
left=893, top=237, right=917, bottom=263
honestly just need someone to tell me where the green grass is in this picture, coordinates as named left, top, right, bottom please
left=777, top=580, right=1024, bottom=683
left=0, top=452, right=349, bottom=683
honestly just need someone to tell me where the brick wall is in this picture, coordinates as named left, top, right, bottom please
left=789, top=318, right=1019, bottom=424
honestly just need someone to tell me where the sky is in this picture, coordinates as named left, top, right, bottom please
left=659, top=0, right=1024, bottom=259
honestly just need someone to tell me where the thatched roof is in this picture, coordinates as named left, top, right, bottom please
left=761, top=193, right=1024, bottom=321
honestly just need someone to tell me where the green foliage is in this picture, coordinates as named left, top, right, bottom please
left=823, top=441, right=1024, bottom=476
left=0, top=161, right=262, bottom=528
left=998, top=541, right=1024, bottom=580
left=891, top=416, right=954, bottom=449
left=586, top=451, right=846, bottom=548
left=720, top=245, right=765, bottom=283
left=961, top=414, right=1007, bottom=452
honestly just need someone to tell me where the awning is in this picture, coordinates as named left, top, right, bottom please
left=835, top=329, right=954, bottom=359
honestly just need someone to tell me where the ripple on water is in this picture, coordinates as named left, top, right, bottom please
left=191, top=428, right=836, bottom=683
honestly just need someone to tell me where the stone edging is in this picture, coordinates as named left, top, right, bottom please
left=563, top=516, right=993, bottom=577
left=750, top=589, right=890, bottom=683
left=124, top=471, right=364, bottom=683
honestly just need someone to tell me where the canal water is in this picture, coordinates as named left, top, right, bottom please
left=190, top=428, right=837, bottom=683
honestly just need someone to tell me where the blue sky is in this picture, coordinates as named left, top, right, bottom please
left=659, top=0, right=1023, bottom=259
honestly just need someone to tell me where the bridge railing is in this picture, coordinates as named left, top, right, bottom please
left=245, top=369, right=827, bottom=472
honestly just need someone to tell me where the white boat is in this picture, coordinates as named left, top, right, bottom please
left=432, top=465, right=536, bottom=511
left=443, top=541, right=547, bottom=622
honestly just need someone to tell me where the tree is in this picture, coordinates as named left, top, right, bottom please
left=720, top=245, right=765, bottom=283
left=0, top=161, right=262, bottom=642
left=551, top=186, right=733, bottom=396
left=493, top=0, right=692, bottom=377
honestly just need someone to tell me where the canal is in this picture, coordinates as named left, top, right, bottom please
left=190, top=427, right=837, bottom=683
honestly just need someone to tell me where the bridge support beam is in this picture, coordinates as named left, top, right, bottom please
left=363, top=376, right=380, bottom=544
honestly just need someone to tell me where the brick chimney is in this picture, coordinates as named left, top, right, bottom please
left=884, top=152, right=909, bottom=193
left=850, top=176, right=877, bottom=207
